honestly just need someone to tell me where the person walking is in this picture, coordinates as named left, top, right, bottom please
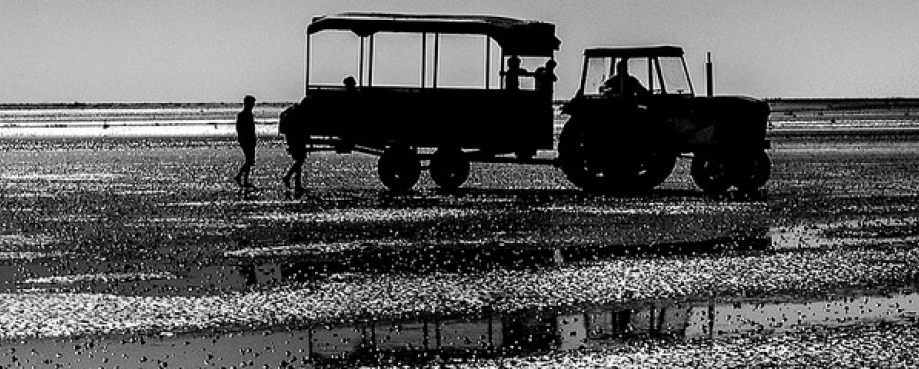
left=234, top=95, right=257, bottom=187
left=279, top=100, right=307, bottom=196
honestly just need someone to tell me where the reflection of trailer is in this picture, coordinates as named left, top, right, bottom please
left=286, top=12, right=772, bottom=194
left=504, top=304, right=692, bottom=351
left=288, top=12, right=560, bottom=191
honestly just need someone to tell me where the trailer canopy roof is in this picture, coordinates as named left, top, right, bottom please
left=584, top=46, right=684, bottom=58
left=308, top=12, right=560, bottom=57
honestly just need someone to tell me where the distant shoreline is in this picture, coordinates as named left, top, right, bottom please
left=2, top=98, right=918, bottom=140
left=0, top=101, right=295, bottom=110
left=3, top=97, right=919, bottom=115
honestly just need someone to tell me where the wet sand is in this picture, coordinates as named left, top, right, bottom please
left=1, top=133, right=918, bottom=367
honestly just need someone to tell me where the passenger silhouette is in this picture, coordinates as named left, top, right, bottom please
left=535, top=59, right=558, bottom=92
left=279, top=99, right=307, bottom=196
left=501, top=55, right=530, bottom=91
left=234, top=95, right=257, bottom=187
left=601, top=60, right=649, bottom=97
left=343, top=75, right=357, bottom=91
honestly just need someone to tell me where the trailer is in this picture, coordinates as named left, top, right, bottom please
left=285, top=12, right=560, bottom=192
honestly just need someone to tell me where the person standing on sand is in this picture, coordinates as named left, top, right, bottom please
left=234, top=95, right=257, bottom=187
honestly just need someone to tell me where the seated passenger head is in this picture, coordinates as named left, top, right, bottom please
left=343, top=76, right=356, bottom=89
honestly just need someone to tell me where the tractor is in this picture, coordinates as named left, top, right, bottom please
left=558, top=46, right=771, bottom=194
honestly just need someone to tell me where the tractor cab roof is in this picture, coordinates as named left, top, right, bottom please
left=583, top=45, right=684, bottom=58
left=307, top=12, right=561, bottom=57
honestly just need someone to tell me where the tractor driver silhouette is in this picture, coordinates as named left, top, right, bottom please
left=601, top=60, right=649, bottom=97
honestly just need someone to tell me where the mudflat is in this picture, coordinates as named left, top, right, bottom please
left=0, top=130, right=918, bottom=367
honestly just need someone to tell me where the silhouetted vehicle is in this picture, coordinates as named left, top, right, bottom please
left=290, top=12, right=560, bottom=191
left=559, top=46, right=771, bottom=193
left=288, top=14, right=770, bottom=194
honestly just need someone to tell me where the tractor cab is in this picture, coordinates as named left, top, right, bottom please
left=577, top=46, right=694, bottom=98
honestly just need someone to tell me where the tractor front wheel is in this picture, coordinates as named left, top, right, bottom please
left=733, top=150, right=772, bottom=193
left=692, top=150, right=771, bottom=194
left=691, top=154, right=730, bottom=194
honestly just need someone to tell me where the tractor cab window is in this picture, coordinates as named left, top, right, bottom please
left=624, top=57, right=651, bottom=93
left=658, top=57, right=693, bottom=95
left=582, top=57, right=612, bottom=96
left=581, top=54, right=693, bottom=96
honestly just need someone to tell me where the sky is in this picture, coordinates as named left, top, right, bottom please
left=2, top=0, right=918, bottom=102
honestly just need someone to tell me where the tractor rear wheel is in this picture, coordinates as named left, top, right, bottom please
left=634, top=152, right=677, bottom=188
left=558, top=118, right=605, bottom=191
left=430, top=147, right=470, bottom=190
left=378, top=146, right=421, bottom=192
left=558, top=119, right=675, bottom=193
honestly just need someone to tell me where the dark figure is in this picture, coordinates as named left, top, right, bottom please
left=279, top=100, right=307, bottom=195
left=534, top=59, right=558, bottom=92
left=234, top=95, right=257, bottom=187
left=601, top=60, right=649, bottom=97
left=500, top=55, right=530, bottom=91
left=343, top=75, right=357, bottom=91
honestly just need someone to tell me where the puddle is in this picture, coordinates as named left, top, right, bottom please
left=250, top=208, right=482, bottom=223
left=218, top=231, right=775, bottom=276
left=3, top=262, right=274, bottom=296
left=770, top=217, right=919, bottom=249
left=3, top=290, right=916, bottom=367
left=9, top=216, right=914, bottom=295
left=0, top=173, right=119, bottom=181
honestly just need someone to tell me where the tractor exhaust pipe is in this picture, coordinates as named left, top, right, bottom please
left=706, top=52, right=713, bottom=97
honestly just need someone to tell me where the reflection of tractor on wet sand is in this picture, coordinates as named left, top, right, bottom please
left=283, top=12, right=771, bottom=194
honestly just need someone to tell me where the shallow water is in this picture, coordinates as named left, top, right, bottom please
left=2, top=290, right=917, bottom=368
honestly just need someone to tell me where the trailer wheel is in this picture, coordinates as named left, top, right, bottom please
left=430, top=147, right=470, bottom=190
left=378, top=146, right=421, bottom=192
left=732, top=150, right=771, bottom=192
left=691, top=154, right=730, bottom=194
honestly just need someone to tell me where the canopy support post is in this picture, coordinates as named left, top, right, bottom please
left=368, top=34, right=375, bottom=87
left=304, top=33, right=311, bottom=94
left=421, top=32, right=427, bottom=88
left=485, top=37, right=491, bottom=89
left=359, top=36, right=365, bottom=86
left=500, top=51, right=506, bottom=89
left=433, top=33, right=439, bottom=89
